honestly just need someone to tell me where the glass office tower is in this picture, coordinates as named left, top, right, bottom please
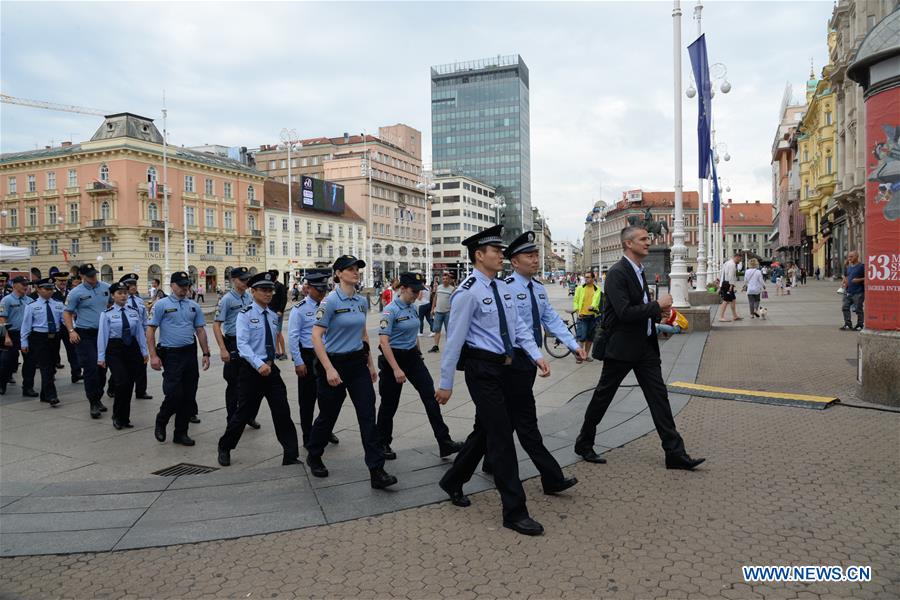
left=431, top=55, right=531, bottom=240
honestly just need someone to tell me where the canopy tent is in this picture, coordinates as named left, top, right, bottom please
left=0, top=244, right=30, bottom=263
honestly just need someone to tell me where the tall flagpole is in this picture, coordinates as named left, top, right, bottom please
left=670, top=0, right=691, bottom=308
left=162, top=91, right=170, bottom=285
left=694, top=1, right=707, bottom=290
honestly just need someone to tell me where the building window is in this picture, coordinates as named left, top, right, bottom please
left=47, top=204, right=57, bottom=226
left=187, top=239, right=195, bottom=254
left=825, top=111, right=832, bottom=126
left=248, top=242, right=257, bottom=256
left=317, top=222, right=322, bottom=234
left=225, top=241, right=233, bottom=255
left=268, top=216, right=276, bottom=230
left=280, top=159, right=286, bottom=169
left=68, top=203, right=79, bottom=224
left=27, top=175, right=36, bottom=192
left=71, top=238, right=80, bottom=254
left=100, top=236, right=112, bottom=253
left=282, top=241, right=288, bottom=255
left=47, top=172, right=56, bottom=190
left=317, top=244, right=323, bottom=258
left=248, top=215, right=256, bottom=230
left=247, top=185, right=255, bottom=201
left=100, top=201, right=111, bottom=220
left=205, top=208, right=215, bottom=228
left=68, top=169, right=77, bottom=188
left=49, top=239, right=58, bottom=255
left=306, top=221, right=312, bottom=234
left=7, top=177, right=16, bottom=194
left=328, top=245, right=334, bottom=258
left=224, top=211, right=234, bottom=230
left=294, top=242, right=300, bottom=255
left=148, top=236, right=160, bottom=252
left=294, top=219, right=300, bottom=233
left=148, top=202, right=159, bottom=221
left=205, top=178, right=214, bottom=196
left=29, top=240, right=38, bottom=256
left=184, top=175, right=195, bottom=192
left=269, top=240, right=276, bottom=255
left=306, top=243, right=312, bottom=257
left=826, top=155, right=833, bottom=174
left=206, top=240, right=215, bottom=254
left=186, top=206, right=196, bottom=226
left=8, top=208, right=17, bottom=227
left=99, top=164, right=109, bottom=182
left=803, top=148, right=809, bottom=162
left=27, top=206, right=37, bottom=227
left=147, top=166, right=157, bottom=183
left=282, top=218, right=288, bottom=232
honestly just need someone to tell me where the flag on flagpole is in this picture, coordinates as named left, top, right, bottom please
left=711, top=159, right=721, bottom=224
left=688, top=34, right=713, bottom=180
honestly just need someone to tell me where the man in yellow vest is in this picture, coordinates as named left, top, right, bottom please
left=572, top=271, right=602, bottom=362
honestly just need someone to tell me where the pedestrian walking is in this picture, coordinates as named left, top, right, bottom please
left=815, top=266, right=821, bottom=281
left=97, top=283, right=149, bottom=429
left=744, top=259, right=765, bottom=318
left=800, top=267, right=807, bottom=285
left=19, top=278, right=64, bottom=406
left=415, top=283, right=433, bottom=336
left=574, top=226, right=705, bottom=471
left=217, top=272, right=302, bottom=468
left=147, top=271, right=211, bottom=446
left=212, top=267, right=260, bottom=428
left=62, top=264, right=110, bottom=417
left=436, top=224, right=551, bottom=537
left=428, top=271, right=455, bottom=353
left=841, top=250, right=865, bottom=331
left=287, top=271, right=340, bottom=447
left=305, top=255, right=398, bottom=489
left=0, top=276, right=37, bottom=398
left=120, top=274, right=153, bottom=400
left=573, top=271, right=602, bottom=362
left=717, top=253, right=743, bottom=322
left=52, top=272, right=81, bottom=382
left=196, top=283, right=205, bottom=304
left=269, top=269, right=289, bottom=360
left=376, top=271, right=463, bottom=460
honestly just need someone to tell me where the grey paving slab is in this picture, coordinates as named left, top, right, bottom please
left=0, top=528, right=129, bottom=555
left=0, top=491, right=160, bottom=514
left=33, top=476, right=176, bottom=497
left=1, top=508, right=146, bottom=533
left=0, top=496, right=22, bottom=508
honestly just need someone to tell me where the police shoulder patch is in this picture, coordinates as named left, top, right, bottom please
left=379, top=318, right=388, bottom=329
left=315, top=306, right=326, bottom=320
left=240, top=305, right=253, bottom=313
left=505, top=276, right=515, bottom=284
left=461, top=276, right=476, bottom=290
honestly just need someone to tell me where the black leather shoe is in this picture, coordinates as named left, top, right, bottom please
left=189, top=415, right=201, bottom=424
left=56, top=363, right=65, bottom=369
left=543, top=476, right=579, bottom=495
left=90, top=403, right=102, bottom=419
left=576, top=448, right=607, bottom=464
left=22, top=388, right=39, bottom=398
left=665, top=453, right=705, bottom=470
left=122, top=421, right=133, bottom=428
left=135, top=394, right=153, bottom=400
left=370, top=467, right=398, bottom=489
left=48, top=398, right=60, bottom=407
left=307, top=456, right=328, bottom=478
left=438, top=439, right=464, bottom=457
left=217, top=448, right=231, bottom=467
left=382, top=444, right=397, bottom=460
left=282, top=456, right=304, bottom=466
left=439, top=479, right=471, bottom=507
left=107, top=389, right=115, bottom=399
left=97, top=401, right=108, bottom=412
left=173, top=434, right=195, bottom=446
left=112, top=418, right=123, bottom=430
left=328, top=433, right=340, bottom=444
left=503, top=517, right=544, bottom=536
left=154, top=422, right=166, bottom=442
left=0, top=382, right=6, bottom=395
left=71, top=374, right=83, bottom=383
left=7, top=376, right=15, bottom=384
left=248, top=420, right=261, bottom=430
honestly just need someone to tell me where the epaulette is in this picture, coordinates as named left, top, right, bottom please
left=104, top=306, right=114, bottom=312
left=295, top=299, right=306, bottom=308
left=461, top=276, right=476, bottom=290
left=240, top=305, right=253, bottom=313
left=532, top=277, right=542, bottom=285
left=504, top=276, right=515, bottom=284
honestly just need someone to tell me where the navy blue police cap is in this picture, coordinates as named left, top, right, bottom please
left=504, top=231, right=538, bottom=259
left=462, top=223, right=506, bottom=250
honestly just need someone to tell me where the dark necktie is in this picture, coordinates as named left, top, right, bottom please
left=46, top=301, right=57, bottom=334
left=490, top=281, right=514, bottom=358
left=527, top=282, right=542, bottom=346
left=120, top=307, right=133, bottom=345
left=130, top=296, right=139, bottom=311
left=262, top=309, right=275, bottom=362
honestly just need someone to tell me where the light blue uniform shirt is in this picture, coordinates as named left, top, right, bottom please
left=439, top=268, right=543, bottom=390
left=0, top=292, right=34, bottom=330
left=236, top=302, right=280, bottom=370
left=287, top=297, right=321, bottom=366
left=127, top=293, right=149, bottom=327
left=64, top=281, right=111, bottom=330
left=149, top=295, right=205, bottom=348
left=20, top=298, right=64, bottom=349
left=314, top=287, right=367, bottom=354
left=97, top=305, right=149, bottom=362
left=624, top=255, right=653, bottom=336
left=215, top=289, right=251, bottom=336
left=379, top=297, right=420, bottom=350
left=506, top=271, right=579, bottom=353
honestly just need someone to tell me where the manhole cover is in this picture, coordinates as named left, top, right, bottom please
left=152, top=463, right=219, bottom=477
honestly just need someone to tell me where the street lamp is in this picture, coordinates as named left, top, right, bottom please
left=491, top=194, right=506, bottom=226
left=280, top=128, right=299, bottom=286
left=669, top=0, right=691, bottom=308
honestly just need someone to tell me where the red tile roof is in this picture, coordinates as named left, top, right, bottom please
left=722, top=202, right=772, bottom=227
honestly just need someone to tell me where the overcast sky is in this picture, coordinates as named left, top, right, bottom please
left=1, top=0, right=833, bottom=242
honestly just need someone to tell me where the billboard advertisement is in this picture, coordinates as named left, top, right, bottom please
left=301, top=175, right=345, bottom=214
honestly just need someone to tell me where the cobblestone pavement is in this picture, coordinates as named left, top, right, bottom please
left=1, top=395, right=897, bottom=599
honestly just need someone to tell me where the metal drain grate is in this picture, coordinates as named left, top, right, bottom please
left=152, top=463, right=219, bottom=477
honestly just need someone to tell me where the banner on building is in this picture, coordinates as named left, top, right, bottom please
left=625, top=189, right=643, bottom=203
left=863, top=86, right=900, bottom=331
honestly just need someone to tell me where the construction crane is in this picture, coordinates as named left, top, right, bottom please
left=1, top=93, right=108, bottom=116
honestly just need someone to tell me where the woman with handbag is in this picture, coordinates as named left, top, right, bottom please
left=745, top=259, right=765, bottom=318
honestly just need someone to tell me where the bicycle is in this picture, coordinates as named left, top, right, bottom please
left=544, top=310, right=579, bottom=359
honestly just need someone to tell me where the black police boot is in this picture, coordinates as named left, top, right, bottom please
left=307, top=455, right=328, bottom=478
left=438, top=478, right=471, bottom=507
left=135, top=393, right=153, bottom=400
left=154, top=420, right=166, bottom=442
left=282, top=456, right=304, bottom=466
left=90, top=402, right=102, bottom=419
left=0, top=381, right=6, bottom=395
left=328, top=432, right=340, bottom=445
left=22, top=388, right=39, bottom=398
left=48, top=397, right=60, bottom=407
left=574, top=433, right=606, bottom=464
left=106, top=388, right=115, bottom=399
left=438, top=439, right=464, bottom=457
left=382, top=444, right=397, bottom=460
left=189, top=415, right=201, bottom=424
left=217, top=448, right=231, bottom=467
left=97, top=400, right=108, bottom=412
left=370, top=467, right=398, bottom=489
left=543, top=476, right=578, bottom=495
left=172, top=433, right=195, bottom=446
left=71, top=374, right=83, bottom=383
left=248, top=420, right=261, bottom=430
left=112, top=418, right=123, bottom=430
left=665, top=453, right=706, bottom=471
left=503, top=517, right=544, bottom=536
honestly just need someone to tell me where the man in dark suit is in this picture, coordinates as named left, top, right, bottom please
left=574, top=226, right=705, bottom=471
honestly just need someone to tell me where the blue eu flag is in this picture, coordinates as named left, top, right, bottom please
left=688, top=34, right=712, bottom=180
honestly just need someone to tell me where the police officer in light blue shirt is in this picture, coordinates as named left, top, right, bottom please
left=217, top=271, right=301, bottom=468
left=436, top=224, right=551, bottom=537
left=287, top=270, right=339, bottom=447
left=212, top=267, right=259, bottom=427
left=306, top=255, right=398, bottom=490
left=119, top=273, right=153, bottom=401
left=376, top=271, right=462, bottom=461
left=20, top=278, right=64, bottom=405
left=0, top=276, right=36, bottom=397
left=98, top=282, right=149, bottom=429
left=63, top=264, right=111, bottom=417
left=147, top=271, right=211, bottom=446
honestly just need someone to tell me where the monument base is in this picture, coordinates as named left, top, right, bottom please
left=678, top=306, right=712, bottom=332
left=859, top=329, right=900, bottom=406
left=689, top=290, right=720, bottom=306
